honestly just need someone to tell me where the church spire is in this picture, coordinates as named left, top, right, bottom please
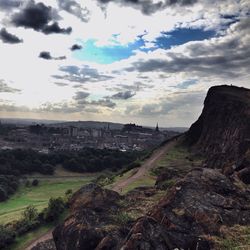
left=155, top=122, right=159, bottom=132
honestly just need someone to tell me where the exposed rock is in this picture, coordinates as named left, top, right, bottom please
left=186, top=85, right=250, bottom=169
left=31, top=239, right=56, bottom=250
left=53, top=184, right=124, bottom=250
left=121, top=168, right=250, bottom=250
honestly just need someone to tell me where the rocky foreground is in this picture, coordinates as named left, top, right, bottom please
left=32, top=85, right=250, bottom=250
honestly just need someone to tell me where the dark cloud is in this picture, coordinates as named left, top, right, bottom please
left=111, top=90, right=136, bottom=100
left=53, top=65, right=113, bottom=83
left=39, top=51, right=52, bottom=60
left=54, top=82, right=69, bottom=87
left=70, top=44, right=82, bottom=51
left=0, top=80, right=21, bottom=93
left=12, top=0, right=72, bottom=34
left=125, top=18, right=250, bottom=78
left=0, top=0, right=21, bottom=10
left=73, top=90, right=116, bottom=109
left=58, top=0, right=90, bottom=22
left=42, top=22, right=72, bottom=34
left=126, top=91, right=204, bottom=118
left=39, top=51, right=66, bottom=60
left=97, top=0, right=197, bottom=14
left=73, top=91, right=90, bottom=101
left=89, top=98, right=116, bottom=108
left=0, top=28, right=23, bottom=44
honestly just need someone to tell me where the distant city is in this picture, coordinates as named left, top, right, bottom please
left=0, top=120, right=184, bottom=153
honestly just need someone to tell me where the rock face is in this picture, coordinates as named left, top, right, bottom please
left=186, top=85, right=250, bottom=170
left=121, top=168, right=250, bottom=250
left=53, top=184, right=124, bottom=250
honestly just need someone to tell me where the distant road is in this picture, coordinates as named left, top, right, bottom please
left=112, top=138, right=179, bottom=193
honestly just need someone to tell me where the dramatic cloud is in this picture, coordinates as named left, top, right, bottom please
left=42, top=22, right=72, bottom=35
left=53, top=65, right=113, bottom=83
left=0, top=80, right=20, bottom=93
left=97, top=0, right=198, bottom=14
left=0, top=0, right=21, bottom=10
left=54, top=82, right=69, bottom=87
left=12, top=0, right=72, bottom=34
left=111, top=90, right=136, bottom=100
left=58, top=0, right=90, bottom=22
left=73, top=91, right=90, bottom=101
left=73, top=91, right=116, bottom=109
left=70, top=44, right=82, bottom=51
left=0, top=28, right=23, bottom=44
left=124, top=18, right=250, bottom=79
left=39, top=51, right=66, bottom=60
left=125, top=90, right=205, bottom=125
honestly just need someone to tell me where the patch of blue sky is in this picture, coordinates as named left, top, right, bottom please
left=153, top=28, right=215, bottom=50
left=72, top=38, right=145, bottom=64
left=176, top=79, right=198, bottom=89
left=72, top=28, right=215, bottom=64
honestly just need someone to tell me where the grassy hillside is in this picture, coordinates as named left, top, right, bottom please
left=0, top=175, right=94, bottom=224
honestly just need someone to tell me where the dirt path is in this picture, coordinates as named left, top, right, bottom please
left=112, top=139, right=178, bottom=193
left=24, top=229, right=53, bottom=250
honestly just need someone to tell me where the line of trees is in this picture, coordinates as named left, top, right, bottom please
left=0, top=148, right=146, bottom=202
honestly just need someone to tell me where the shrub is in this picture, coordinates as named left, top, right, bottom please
left=32, top=179, right=39, bottom=186
left=22, top=205, right=39, bottom=222
left=43, top=197, right=65, bottom=222
left=0, top=186, right=8, bottom=201
left=0, top=224, right=15, bottom=249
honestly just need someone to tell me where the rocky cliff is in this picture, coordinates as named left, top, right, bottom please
left=186, top=85, right=250, bottom=183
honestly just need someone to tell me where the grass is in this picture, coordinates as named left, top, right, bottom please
left=214, top=225, right=250, bottom=250
left=0, top=176, right=94, bottom=224
left=152, top=142, right=203, bottom=178
left=9, top=224, right=53, bottom=250
left=9, top=210, right=69, bottom=250
left=121, top=174, right=156, bottom=194
left=105, top=168, right=139, bottom=190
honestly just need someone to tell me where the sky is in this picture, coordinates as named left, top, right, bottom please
left=0, top=0, right=249, bottom=127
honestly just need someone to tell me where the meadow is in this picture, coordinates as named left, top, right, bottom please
left=0, top=172, right=94, bottom=224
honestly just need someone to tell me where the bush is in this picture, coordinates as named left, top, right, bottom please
left=0, top=224, right=15, bottom=249
left=32, top=179, right=39, bottom=186
left=43, top=197, right=65, bottom=222
left=0, top=186, right=8, bottom=201
left=22, top=205, right=39, bottom=222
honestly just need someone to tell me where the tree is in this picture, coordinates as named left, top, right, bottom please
left=32, top=179, right=39, bottom=186
left=0, top=224, right=15, bottom=249
left=0, top=186, right=8, bottom=201
left=43, top=197, right=65, bottom=221
left=22, top=205, right=38, bottom=222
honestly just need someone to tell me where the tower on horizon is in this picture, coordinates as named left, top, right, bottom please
left=155, top=122, right=159, bottom=132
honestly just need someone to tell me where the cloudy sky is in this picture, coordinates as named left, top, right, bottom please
left=0, top=0, right=249, bottom=127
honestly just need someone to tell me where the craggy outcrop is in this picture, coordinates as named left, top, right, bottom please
left=121, top=168, right=250, bottom=250
left=31, top=239, right=56, bottom=250
left=53, top=184, right=125, bottom=250
left=186, top=85, right=250, bottom=170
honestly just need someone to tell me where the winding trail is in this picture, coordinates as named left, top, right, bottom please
left=112, top=138, right=178, bottom=193
left=25, top=229, right=53, bottom=250
left=24, top=138, right=178, bottom=250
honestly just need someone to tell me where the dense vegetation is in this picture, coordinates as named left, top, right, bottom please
left=0, top=148, right=144, bottom=176
left=0, top=196, right=68, bottom=249
left=0, top=148, right=145, bottom=201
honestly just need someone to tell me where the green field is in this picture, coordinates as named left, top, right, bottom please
left=0, top=175, right=94, bottom=224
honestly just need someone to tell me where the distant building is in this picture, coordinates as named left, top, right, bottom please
left=155, top=123, right=159, bottom=132
left=69, top=126, right=78, bottom=137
